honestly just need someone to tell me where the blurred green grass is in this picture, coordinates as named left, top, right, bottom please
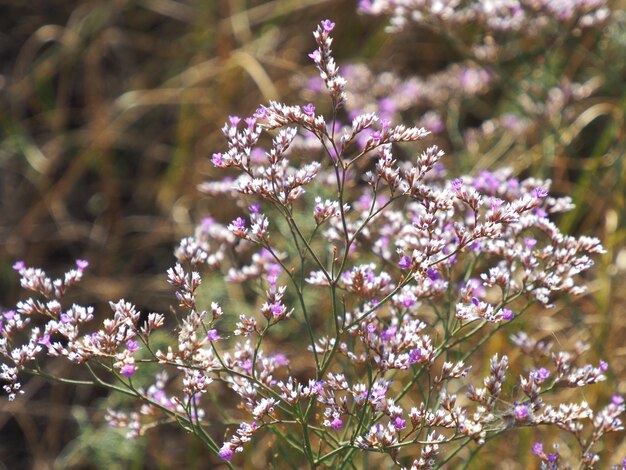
left=1, top=0, right=625, bottom=468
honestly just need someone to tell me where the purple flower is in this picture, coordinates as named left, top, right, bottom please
left=490, top=197, right=504, bottom=209
left=308, top=50, right=321, bottom=62
left=612, top=395, right=624, bottom=405
left=393, top=416, right=406, bottom=430
left=121, top=364, right=136, bottom=378
left=244, top=117, right=256, bottom=129
left=398, top=255, right=412, bottom=270
left=75, top=259, right=89, bottom=270
left=409, top=348, right=422, bottom=364
left=380, top=326, right=396, bottom=341
left=330, top=417, right=343, bottom=430
left=320, top=19, right=335, bottom=32
left=533, top=367, right=550, bottom=383
left=207, top=329, right=220, bottom=341
left=254, top=106, right=267, bottom=119
left=219, top=446, right=234, bottom=461
left=532, top=442, right=544, bottom=456
left=312, top=381, right=325, bottom=395
left=401, top=296, right=415, bottom=308
left=514, top=404, right=529, bottom=420
left=599, top=360, right=608, bottom=371
left=270, top=302, right=286, bottom=318
left=524, top=237, right=537, bottom=249
left=532, top=187, right=548, bottom=199
left=126, top=339, right=140, bottom=353
left=452, top=178, right=463, bottom=191
left=12, top=261, right=25, bottom=271
left=234, top=217, right=246, bottom=230
left=248, top=204, right=260, bottom=214
left=303, top=103, right=316, bottom=116
left=228, top=115, right=241, bottom=127
left=426, top=268, right=440, bottom=281
left=272, top=353, right=289, bottom=367
left=501, top=308, right=514, bottom=321
left=38, top=334, right=51, bottom=347
left=212, top=152, right=225, bottom=167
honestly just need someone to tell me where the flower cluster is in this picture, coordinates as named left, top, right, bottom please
left=1, top=19, right=622, bottom=468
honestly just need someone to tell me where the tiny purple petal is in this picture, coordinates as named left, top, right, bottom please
left=212, top=152, right=224, bottom=167
left=121, top=364, right=136, bottom=378
left=219, top=446, right=234, bottom=461
left=409, top=348, right=422, bottom=364
left=532, top=442, right=544, bottom=456
left=308, top=50, right=321, bottom=62
left=330, top=417, right=343, bottom=430
left=303, top=103, right=316, bottom=116
left=38, top=334, right=51, bottom=347
left=536, top=367, right=550, bottom=381
left=501, top=308, right=514, bottom=321
left=426, top=268, right=440, bottom=281
left=599, top=360, right=608, bottom=371
left=398, top=255, right=412, bottom=270
left=228, top=115, right=241, bottom=127
left=524, top=237, right=537, bottom=249
left=254, top=106, right=267, bottom=119
left=380, top=326, right=397, bottom=341
left=207, top=329, right=220, bottom=341
left=126, top=339, right=140, bottom=353
left=612, top=395, right=624, bottom=405
left=532, top=187, right=548, bottom=199
left=514, top=404, right=528, bottom=420
left=12, top=261, right=25, bottom=271
left=272, top=353, right=289, bottom=367
left=393, top=416, right=406, bottom=430
left=75, top=259, right=89, bottom=270
left=320, top=19, right=335, bottom=32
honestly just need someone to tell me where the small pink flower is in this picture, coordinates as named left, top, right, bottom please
left=398, top=255, right=412, bottom=270
left=75, top=259, right=89, bottom=270
left=126, top=339, right=140, bottom=353
left=393, top=416, right=406, bottom=430
left=320, top=20, right=335, bottom=32
left=121, top=364, right=136, bottom=378
left=514, top=404, right=529, bottom=420
left=219, top=445, right=234, bottom=461
left=12, top=261, right=25, bottom=271
left=501, top=308, right=514, bottom=321
left=330, top=417, right=343, bottom=430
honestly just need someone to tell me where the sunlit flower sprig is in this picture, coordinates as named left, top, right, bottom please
left=1, top=19, right=622, bottom=468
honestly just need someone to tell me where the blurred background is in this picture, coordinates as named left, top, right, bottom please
left=1, top=0, right=625, bottom=468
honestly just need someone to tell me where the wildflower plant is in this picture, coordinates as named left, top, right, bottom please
left=2, top=19, right=624, bottom=468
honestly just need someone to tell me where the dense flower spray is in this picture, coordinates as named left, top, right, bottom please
left=1, top=18, right=623, bottom=468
